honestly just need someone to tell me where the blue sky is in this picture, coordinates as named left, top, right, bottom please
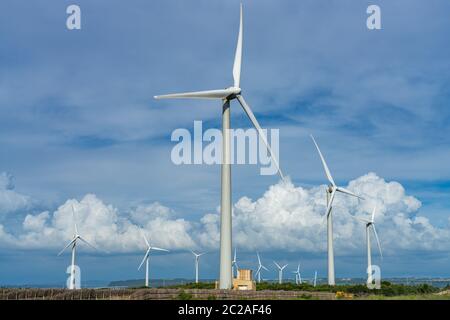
left=1, top=0, right=450, bottom=285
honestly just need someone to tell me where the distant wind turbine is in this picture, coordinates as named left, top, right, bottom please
left=154, top=4, right=284, bottom=289
left=232, top=248, right=239, bottom=278
left=58, top=204, right=97, bottom=290
left=138, top=235, right=169, bottom=288
left=292, top=263, right=302, bottom=285
left=273, top=261, right=288, bottom=284
left=314, top=271, right=318, bottom=287
left=191, top=250, right=206, bottom=284
left=354, top=205, right=383, bottom=285
left=311, top=135, right=364, bottom=285
left=255, top=253, right=269, bottom=283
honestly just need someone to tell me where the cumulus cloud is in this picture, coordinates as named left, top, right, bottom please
left=1, top=172, right=450, bottom=257
left=0, top=172, right=31, bottom=216
left=0, top=194, right=195, bottom=253
left=199, top=173, right=450, bottom=256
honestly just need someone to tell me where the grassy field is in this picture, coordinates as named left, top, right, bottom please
left=165, top=281, right=450, bottom=300
left=2, top=281, right=449, bottom=300
left=357, top=294, right=450, bottom=300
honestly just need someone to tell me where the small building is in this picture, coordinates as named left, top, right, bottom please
left=232, top=269, right=256, bottom=291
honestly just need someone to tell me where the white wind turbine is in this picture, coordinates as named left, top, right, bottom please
left=310, top=135, right=364, bottom=286
left=58, top=204, right=97, bottom=290
left=138, top=235, right=169, bottom=288
left=313, top=271, right=318, bottom=287
left=292, top=263, right=302, bottom=285
left=191, top=250, right=206, bottom=284
left=154, top=4, right=284, bottom=289
left=231, top=248, right=239, bottom=278
left=255, top=252, right=269, bottom=283
left=355, top=205, right=383, bottom=285
left=273, top=261, right=288, bottom=284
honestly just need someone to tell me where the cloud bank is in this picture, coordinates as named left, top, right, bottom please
left=1, top=171, right=449, bottom=257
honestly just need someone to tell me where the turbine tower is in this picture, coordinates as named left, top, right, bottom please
left=273, top=261, right=288, bottom=284
left=310, top=135, right=364, bottom=286
left=231, top=248, right=239, bottom=278
left=58, top=204, right=97, bottom=290
left=255, top=252, right=268, bottom=283
left=154, top=5, right=284, bottom=289
left=355, top=205, right=383, bottom=285
left=191, top=250, right=206, bottom=284
left=313, top=271, right=318, bottom=287
left=138, top=235, right=169, bottom=287
left=292, top=263, right=302, bottom=285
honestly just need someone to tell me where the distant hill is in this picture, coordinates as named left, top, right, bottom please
left=108, top=278, right=215, bottom=288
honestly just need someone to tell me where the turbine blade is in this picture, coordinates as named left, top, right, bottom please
left=351, top=215, right=371, bottom=224
left=71, top=204, right=78, bottom=235
left=236, top=95, right=284, bottom=180
left=234, top=248, right=237, bottom=261
left=273, top=261, right=281, bottom=269
left=336, top=186, right=364, bottom=200
left=257, top=252, right=261, bottom=265
left=154, top=89, right=233, bottom=100
left=371, top=224, right=383, bottom=259
left=152, top=247, right=169, bottom=252
left=233, top=4, right=243, bottom=88
left=79, top=236, right=98, bottom=251
left=262, top=265, right=269, bottom=271
left=58, top=238, right=76, bottom=256
left=143, top=234, right=150, bottom=248
left=310, top=135, right=335, bottom=186
left=325, top=188, right=336, bottom=218
left=138, top=249, right=150, bottom=270
left=256, top=265, right=262, bottom=274
left=371, top=205, right=377, bottom=223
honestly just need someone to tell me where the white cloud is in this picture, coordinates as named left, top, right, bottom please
left=1, top=172, right=450, bottom=257
left=0, top=172, right=31, bottom=215
left=199, top=173, right=450, bottom=256
left=0, top=194, right=195, bottom=253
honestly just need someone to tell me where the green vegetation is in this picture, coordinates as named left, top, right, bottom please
left=165, top=282, right=215, bottom=289
left=176, top=290, right=193, bottom=300
left=254, top=281, right=439, bottom=297
left=164, top=280, right=440, bottom=297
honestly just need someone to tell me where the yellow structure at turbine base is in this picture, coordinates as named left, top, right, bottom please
left=232, top=269, right=256, bottom=291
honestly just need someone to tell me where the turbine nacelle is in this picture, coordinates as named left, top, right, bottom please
left=225, top=86, right=242, bottom=99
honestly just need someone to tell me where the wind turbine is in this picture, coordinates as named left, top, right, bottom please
left=191, top=250, right=206, bottom=284
left=292, top=263, right=302, bottom=285
left=354, top=205, right=383, bottom=285
left=310, top=135, right=364, bottom=286
left=138, top=235, right=169, bottom=288
left=273, top=261, right=288, bottom=284
left=58, top=204, right=97, bottom=290
left=232, top=248, right=239, bottom=278
left=154, top=4, right=284, bottom=289
left=313, top=271, right=318, bottom=287
left=255, top=252, right=269, bottom=283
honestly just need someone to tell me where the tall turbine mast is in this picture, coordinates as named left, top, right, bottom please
left=155, top=5, right=285, bottom=289
left=58, top=204, right=97, bottom=290
left=255, top=252, right=268, bottom=283
left=310, top=135, right=364, bottom=285
left=191, top=250, right=206, bottom=284
left=354, top=206, right=383, bottom=285
left=138, top=234, right=169, bottom=287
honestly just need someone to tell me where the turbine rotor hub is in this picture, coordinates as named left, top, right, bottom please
left=226, top=86, right=242, bottom=100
